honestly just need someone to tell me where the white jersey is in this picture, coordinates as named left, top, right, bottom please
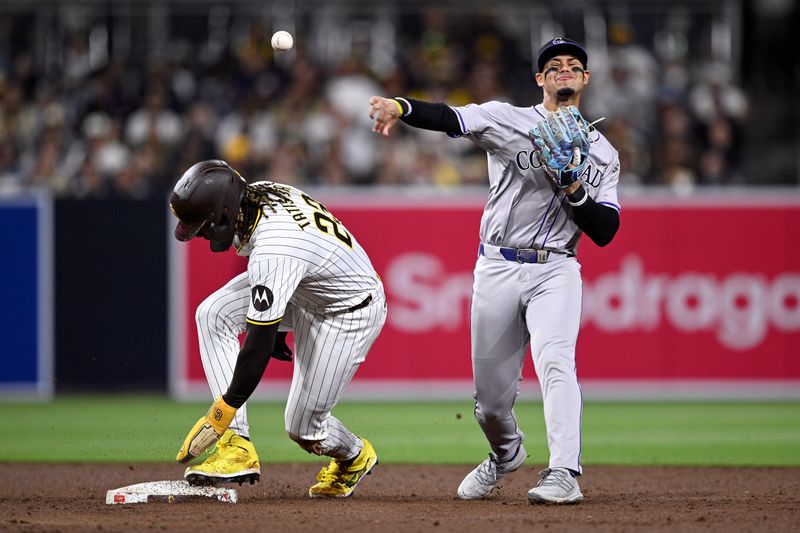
left=236, top=182, right=380, bottom=324
left=193, top=180, right=386, bottom=460
left=451, top=102, right=621, bottom=256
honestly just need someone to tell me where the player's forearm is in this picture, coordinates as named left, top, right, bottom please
left=223, top=321, right=280, bottom=408
left=567, top=185, right=620, bottom=247
left=394, top=97, right=462, bottom=135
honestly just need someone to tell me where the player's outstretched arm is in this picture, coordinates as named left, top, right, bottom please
left=369, top=96, right=462, bottom=136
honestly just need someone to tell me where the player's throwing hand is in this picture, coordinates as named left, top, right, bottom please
left=369, top=96, right=402, bottom=136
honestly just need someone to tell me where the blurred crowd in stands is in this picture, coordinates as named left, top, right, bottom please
left=0, top=8, right=752, bottom=199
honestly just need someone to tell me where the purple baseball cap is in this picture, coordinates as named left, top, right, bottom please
left=536, top=37, right=588, bottom=72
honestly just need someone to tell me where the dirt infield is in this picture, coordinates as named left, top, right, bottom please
left=1, top=463, right=798, bottom=532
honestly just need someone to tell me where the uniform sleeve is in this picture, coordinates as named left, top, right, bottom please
left=450, top=102, right=507, bottom=153
left=593, top=149, right=621, bottom=212
left=246, top=257, right=308, bottom=325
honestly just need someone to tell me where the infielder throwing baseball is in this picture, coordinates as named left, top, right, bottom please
left=369, top=37, right=620, bottom=504
left=171, top=159, right=386, bottom=498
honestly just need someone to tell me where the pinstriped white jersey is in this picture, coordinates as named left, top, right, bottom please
left=451, top=101, right=620, bottom=256
left=236, top=182, right=380, bottom=324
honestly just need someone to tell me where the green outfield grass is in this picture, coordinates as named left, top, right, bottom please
left=1, top=396, right=799, bottom=466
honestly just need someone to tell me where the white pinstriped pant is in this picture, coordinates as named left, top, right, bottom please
left=195, top=271, right=387, bottom=460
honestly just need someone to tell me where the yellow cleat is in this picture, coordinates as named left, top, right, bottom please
left=308, top=438, right=378, bottom=498
left=184, top=430, right=261, bottom=486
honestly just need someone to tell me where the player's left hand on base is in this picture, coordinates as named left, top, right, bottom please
left=176, top=395, right=237, bottom=463
left=529, top=105, right=591, bottom=188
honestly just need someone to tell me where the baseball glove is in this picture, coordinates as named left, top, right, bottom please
left=529, top=105, right=591, bottom=188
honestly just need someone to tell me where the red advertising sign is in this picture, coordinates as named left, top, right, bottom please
left=170, top=193, right=800, bottom=399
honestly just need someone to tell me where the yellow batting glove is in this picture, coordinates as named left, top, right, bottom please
left=175, top=396, right=237, bottom=463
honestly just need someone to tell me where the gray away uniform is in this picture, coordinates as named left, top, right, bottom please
left=452, top=101, right=620, bottom=473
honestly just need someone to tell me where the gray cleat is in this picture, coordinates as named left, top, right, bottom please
left=457, top=445, right=527, bottom=500
left=527, top=467, right=583, bottom=504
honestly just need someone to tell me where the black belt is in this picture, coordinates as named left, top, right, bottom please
left=346, top=294, right=372, bottom=313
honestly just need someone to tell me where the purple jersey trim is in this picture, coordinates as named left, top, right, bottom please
left=452, top=107, right=468, bottom=134
left=597, top=201, right=621, bottom=212
left=531, top=192, right=558, bottom=246
left=539, top=196, right=566, bottom=249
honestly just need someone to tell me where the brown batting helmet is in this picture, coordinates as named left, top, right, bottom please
left=169, top=159, right=246, bottom=252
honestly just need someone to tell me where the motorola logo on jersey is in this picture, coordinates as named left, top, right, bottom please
left=251, top=285, right=274, bottom=312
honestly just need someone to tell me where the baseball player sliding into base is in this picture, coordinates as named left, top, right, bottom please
left=369, top=37, right=620, bottom=504
left=170, top=159, right=387, bottom=498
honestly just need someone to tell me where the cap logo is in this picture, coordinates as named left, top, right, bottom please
left=553, top=37, right=565, bottom=44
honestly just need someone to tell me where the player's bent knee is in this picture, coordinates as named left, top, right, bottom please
left=195, top=296, right=218, bottom=326
left=475, top=402, right=511, bottom=424
left=195, top=295, right=233, bottom=334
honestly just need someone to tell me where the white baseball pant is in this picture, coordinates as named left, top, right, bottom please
left=470, top=253, right=583, bottom=473
left=195, top=272, right=387, bottom=460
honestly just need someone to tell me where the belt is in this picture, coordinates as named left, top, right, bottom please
left=479, top=243, right=558, bottom=264
left=345, top=294, right=372, bottom=313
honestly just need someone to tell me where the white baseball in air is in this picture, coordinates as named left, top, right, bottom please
left=271, top=31, right=294, bottom=51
